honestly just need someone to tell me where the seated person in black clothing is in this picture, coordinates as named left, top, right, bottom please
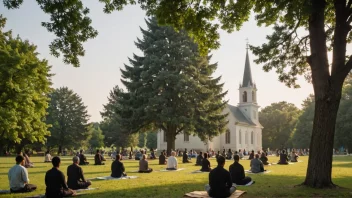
left=94, top=150, right=106, bottom=165
left=195, top=152, right=203, bottom=166
left=111, top=154, right=127, bottom=178
left=260, top=152, right=270, bottom=165
left=159, top=152, right=166, bottom=165
left=67, top=156, right=91, bottom=190
left=150, top=148, right=156, bottom=159
left=182, top=149, right=191, bottom=163
left=229, top=155, right=253, bottom=185
left=45, top=157, right=75, bottom=198
left=227, top=149, right=233, bottom=160
left=278, top=150, right=289, bottom=164
left=200, top=153, right=211, bottom=172
left=205, top=156, right=236, bottom=197
left=79, top=150, right=89, bottom=165
left=248, top=150, right=255, bottom=160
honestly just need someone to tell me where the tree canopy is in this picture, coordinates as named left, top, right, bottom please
left=88, top=122, right=105, bottom=149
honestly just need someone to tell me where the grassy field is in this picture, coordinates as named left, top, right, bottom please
left=0, top=155, right=351, bottom=197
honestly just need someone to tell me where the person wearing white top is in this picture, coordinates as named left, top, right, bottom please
left=166, top=151, right=178, bottom=170
left=44, top=151, right=52, bottom=162
left=8, top=155, right=37, bottom=193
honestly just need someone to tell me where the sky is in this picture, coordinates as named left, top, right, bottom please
left=1, top=1, right=315, bottom=122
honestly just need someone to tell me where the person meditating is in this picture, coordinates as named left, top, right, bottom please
left=67, top=156, right=92, bottom=190
left=196, top=152, right=203, bottom=166
left=200, top=153, right=211, bottom=172
left=205, top=156, right=236, bottom=197
left=238, top=149, right=244, bottom=159
left=278, top=150, right=289, bottom=165
left=229, top=155, right=253, bottom=185
left=8, top=155, right=37, bottom=193
left=94, top=149, right=106, bottom=165
left=45, top=157, right=75, bottom=197
left=260, top=152, right=270, bottom=165
left=44, top=151, right=52, bottom=163
left=111, top=154, right=127, bottom=178
left=248, top=150, right=255, bottom=160
left=290, top=150, right=299, bottom=162
left=250, top=154, right=264, bottom=173
left=183, top=149, right=191, bottom=163
left=159, top=152, right=166, bottom=165
left=139, top=154, right=153, bottom=173
left=79, top=150, right=89, bottom=165
left=227, top=149, right=233, bottom=160
left=166, top=151, right=178, bottom=170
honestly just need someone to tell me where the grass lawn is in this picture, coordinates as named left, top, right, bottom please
left=0, top=155, right=351, bottom=197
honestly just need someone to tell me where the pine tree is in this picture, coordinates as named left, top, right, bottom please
left=119, top=18, right=227, bottom=155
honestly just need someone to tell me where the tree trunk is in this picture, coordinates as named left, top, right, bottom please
left=166, top=125, right=176, bottom=156
left=58, top=145, right=62, bottom=155
left=15, top=144, right=23, bottom=155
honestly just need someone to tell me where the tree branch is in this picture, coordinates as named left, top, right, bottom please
left=340, top=55, right=352, bottom=78
left=176, top=126, right=184, bottom=134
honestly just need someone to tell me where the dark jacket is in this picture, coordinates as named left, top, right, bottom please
left=200, top=158, right=211, bottom=171
left=159, top=154, right=166, bottom=164
left=229, top=162, right=245, bottom=184
left=111, top=160, right=125, bottom=178
left=45, top=168, right=69, bottom=198
left=79, top=154, right=87, bottom=165
left=67, top=164, right=85, bottom=190
left=196, top=155, right=203, bottom=165
left=279, top=154, right=289, bottom=164
left=208, top=165, right=233, bottom=198
left=183, top=152, right=190, bottom=163
left=94, top=153, right=105, bottom=165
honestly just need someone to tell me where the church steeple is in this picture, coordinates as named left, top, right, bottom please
left=242, top=42, right=254, bottom=87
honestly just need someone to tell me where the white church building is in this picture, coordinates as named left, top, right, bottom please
left=157, top=49, right=263, bottom=152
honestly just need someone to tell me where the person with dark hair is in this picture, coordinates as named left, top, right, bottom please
left=195, top=152, right=203, bottom=166
left=250, top=154, right=264, bottom=173
left=248, top=150, right=255, bottom=160
left=229, top=155, right=253, bottom=185
left=150, top=148, right=156, bottom=159
left=227, top=149, right=233, bottom=160
left=94, top=150, right=106, bottom=165
left=260, top=152, right=270, bottom=165
left=159, top=152, right=166, bottom=165
left=45, top=156, right=75, bottom=197
left=205, top=156, right=235, bottom=197
left=200, top=153, right=211, bottom=172
left=278, top=150, right=289, bottom=165
left=44, top=151, right=52, bottom=163
left=8, top=155, right=37, bottom=193
left=67, top=156, right=92, bottom=190
left=79, top=150, right=89, bottom=165
left=183, top=149, right=191, bottom=163
left=139, top=154, right=153, bottom=173
left=111, top=154, right=127, bottom=178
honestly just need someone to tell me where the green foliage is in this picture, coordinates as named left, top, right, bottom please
left=146, top=132, right=157, bottom=149
left=88, top=122, right=105, bottom=149
left=119, top=18, right=227, bottom=153
left=0, top=15, right=51, bottom=145
left=100, top=85, right=138, bottom=149
left=46, top=87, right=90, bottom=153
left=3, top=0, right=98, bottom=67
left=259, top=102, right=301, bottom=149
left=138, top=132, right=147, bottom=148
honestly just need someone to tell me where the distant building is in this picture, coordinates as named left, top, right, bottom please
left=157, top=48, right=263, bottom=152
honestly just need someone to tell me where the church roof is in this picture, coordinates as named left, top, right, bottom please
left=242, top=49, right=254, bottom=87
left=227, top=104, right=257, bottom=126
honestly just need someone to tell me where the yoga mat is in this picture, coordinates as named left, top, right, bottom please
left=271, top=162, right=294, bottom=165
left=191, top=170, right=209, bottom=174
left=76, top=187, right=99, bottom=193
left=25, top=193, right=85, bottom=198
left=159, top=168, right=185, bottom=172
left=184, top=190, right=246, bottom=198
left=245, top=170, right=272, bottom=174
left=0, top=190, right=10, bottom=194
left=236, top=180, right=254, bottom=186
left=90, top=176, right=138, bottom=180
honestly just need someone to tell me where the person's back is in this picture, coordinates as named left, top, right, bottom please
left=159, top=153, right=166, bottom=164
left=111, top=155, right=126, bottom=178
left=167, top=152, right=178, bottom=170
left=291, top=152, right=298, bottom=162
left=139, top=155, right=153, bottom=173
left=196, top=152, right=203, bottom=166
left=229, top=155, right=253, bottom=185
left=250, top=154, right=264, bottom=173
left=206, top=156, right=235, bottom=197
left=94, top=150, right=105, bottom=165
left=278, top=151, right=289, bottom=164
left=183, top=151, right=190, bottom=163
left=67, top=157, right=91, bottom=190
left=45, top=152, right=52, bottom=162
left=260, top=153, right=269, bottom=165
left=8, top=155, right=37, bottom=193
left=200, top=153, right=211, bottom=172
left=249, top=151, right=254, bottom=160
left=79, top=151, right=89, bottom=165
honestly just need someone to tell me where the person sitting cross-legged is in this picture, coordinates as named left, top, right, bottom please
left=44, top=151, right=52, bottom=163
left=166, top=151, right=178, bottom=170
left=248, top=150, right=255, bottom=160
left=45, top=157, right=75, bottom=198
left=183, top=149, right=191, bottom=163
left=159, top=152, right=166, bottom=165
left=8, top=155, right=37, bottom=193
left=67, top=156, right=92, bottom=190
left=205, top=156, right=236, bottom=197
left=200, top=153, right=211, bottom=172
left=250, top=154, right=265, bottom=173
left=229, top=155, right=253, bottom=185
left=94, top=149, right=106, bottom=165
left=111, top=154, right=127, bottom=178
left=79, top=150, right=89, bottom=165
left=139, top=154, right=153, bottom=173
left=278, top=150, right=289, bottom=165
left=290, top=150, right=299, bottom=162
left=195, top=152, right=203, bottom=166
left=260, top=152, right=270, bottom=165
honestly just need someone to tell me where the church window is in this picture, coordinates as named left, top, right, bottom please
left=243, top=91, right=247, bottom=102
left=163, top=131, right=167, bottom=142
left=239, top=130, right=242, bottom=144
left=252, top=91, right=256, bottom=102
left=225, top=129, right=230, bottom=144
left=251, top=131, right=254, bottom=144
left=184, top=133, right=189, bottom=142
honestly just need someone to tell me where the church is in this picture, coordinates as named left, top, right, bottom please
left=156, top=49, right=263, bottom=152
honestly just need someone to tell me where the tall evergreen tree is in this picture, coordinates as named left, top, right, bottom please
left=119, top=18, right=227, bottom=155
left=0, top=16, right=52, bottom=152
left=46, top=87, right=90, bottom=154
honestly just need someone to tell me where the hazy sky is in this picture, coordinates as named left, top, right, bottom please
left=1, top=1, right=315, bottom=122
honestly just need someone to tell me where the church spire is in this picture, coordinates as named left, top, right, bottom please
left=242, top=40, right=253, bottom=87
